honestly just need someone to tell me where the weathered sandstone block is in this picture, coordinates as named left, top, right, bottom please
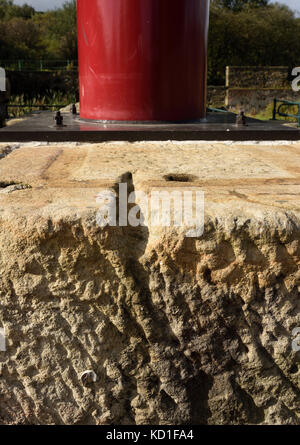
left=0, top=141, right=299, bottom=425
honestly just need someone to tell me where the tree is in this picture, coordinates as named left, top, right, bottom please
left=0, top=17, right=43, bottom=59
left=0, top=0, right=35, bottom=21
left=41, top=0, right=77, bottom=59
left=212, top=0, right=269, bottom=11
left=208, top=2, right=300, bottom=84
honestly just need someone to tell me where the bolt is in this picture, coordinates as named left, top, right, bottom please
left=236, top=110, right=246, bottom=126
left=55, top=111, right=64, bottom=127
left=70, top=104, right=77, bottom=115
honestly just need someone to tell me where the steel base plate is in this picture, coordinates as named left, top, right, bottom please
left=0, top=111, right=299, bottom=142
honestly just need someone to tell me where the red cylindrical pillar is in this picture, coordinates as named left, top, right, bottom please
left=77, top=0, right=210, bottom=121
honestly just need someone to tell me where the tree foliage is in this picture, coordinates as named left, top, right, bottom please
left=212, top=0, right=269, bottom=12
left=37, top=0, right=77, bottom=59
left=0, top=0, right=35, bottom=21
left=0, top=0, right=77, bottom=60
left=208, top=1, right=300, bottom=84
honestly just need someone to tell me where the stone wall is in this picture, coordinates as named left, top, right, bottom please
left=225, top=66, right=292, bottom=89
left=225, top=66, right=300, bottom=114
left=207, top=86, right=227, bottom=109
left=226, top=88, right=300, bottom=115
left=208, top=66, right=300, bottom=115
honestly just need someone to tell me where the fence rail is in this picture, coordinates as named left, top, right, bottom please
left=272, top=98, right=300, bottom=126
left=0, top=60, right=78, bottom=72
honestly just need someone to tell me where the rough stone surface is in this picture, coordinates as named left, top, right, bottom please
left=0, top=141, right=299, bottom=425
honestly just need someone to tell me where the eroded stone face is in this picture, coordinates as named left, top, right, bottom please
left=0, top=141, right=299, bottom=425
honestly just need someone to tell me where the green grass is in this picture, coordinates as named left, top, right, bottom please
left=8, top=91, right=76, bottom=118
left=253, top=102, right=299, bottom=123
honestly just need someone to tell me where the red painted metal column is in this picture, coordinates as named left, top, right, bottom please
left=77, top=0, right=210, bottom=121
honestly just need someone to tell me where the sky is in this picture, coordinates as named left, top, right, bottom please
left=11, top=1, right=300, bottom=13
left=14, top=0, right=63, bottom=10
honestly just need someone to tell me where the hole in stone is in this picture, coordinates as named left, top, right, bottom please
left=163, top=174, right=196, bottom=183
left=0, top=181, right=18, bottom=188
left=289, top=364, right=298, bottom=374
left=0, top=182, right=32, bottom=193
left=203, top=267, right=212, bottom=284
